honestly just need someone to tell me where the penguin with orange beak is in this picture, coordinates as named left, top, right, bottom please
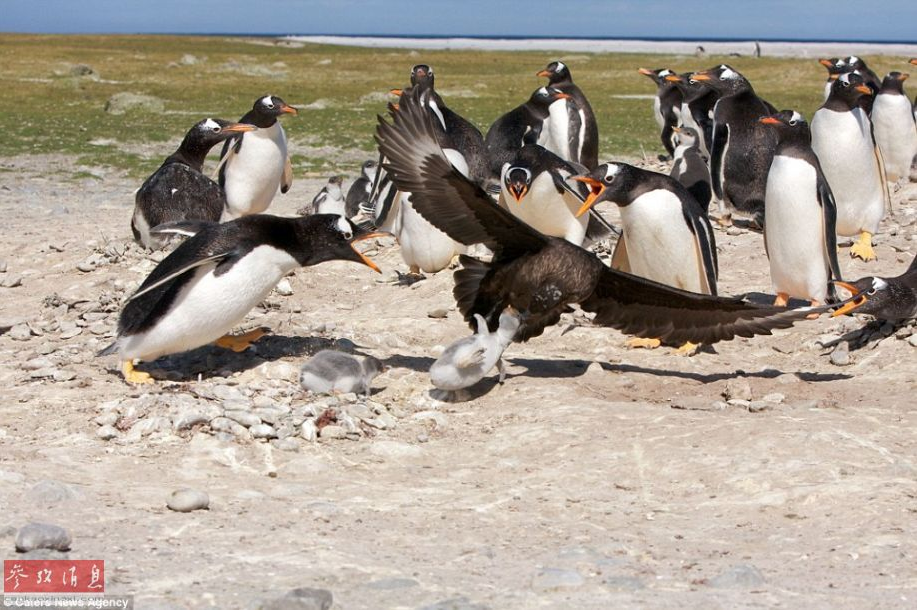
left=832, top=254, right=917, bottom=321
left=537, top=61, right=599, bottom=168
left=637, top=67, right=683, bottom=158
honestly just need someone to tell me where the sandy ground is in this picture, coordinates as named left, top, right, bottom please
left=1, top=149, right=916, bottom=610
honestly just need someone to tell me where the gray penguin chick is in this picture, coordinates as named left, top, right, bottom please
left=300, top=350, right=384, bottom=396
left=430, top=308, right=522, bottom=391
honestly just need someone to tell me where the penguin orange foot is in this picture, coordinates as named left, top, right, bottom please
left=850, top=232, right=876, bottom=262
left=627, top=337, right=662, bottom=349
left=673, top=341, right=700, bottom=356
left=121, top=360, right=153, bottom=385
left=215, top=327, right=270, bottom=352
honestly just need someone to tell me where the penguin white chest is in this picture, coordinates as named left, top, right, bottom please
left=398, top=193, right=462, bottom=273
left=543, top=100, right=572, bottom=162
left=652, top=96, right=664, bottom=129
left=223, top=123, right=288, bottom=218
left=619, top=191, right=704, bottom=292
left=871, top=94, right=917, bottom=181
left=506, top=173, right=587, bottom=246
left=121, top=246, right=299, bottom=361
left=764, top=155, right=830, bottom=302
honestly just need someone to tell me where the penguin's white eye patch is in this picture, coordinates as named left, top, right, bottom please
left=604, top=164, right=620, bottom=182
left=202, top=118, right=220, bottom=132
left=790, top=111, right=804, bottom=124
left=261, top=95, right=274, bottom=109
left=849, top=56, right=859, bottom=64
left=537, top=87, right=549, bottom=96
left=556, top=61, right=566, bottom=72
left=335, top=216, right=352, bottom=239
left=871, top=277, right=888, bottom=291
left=719, top=67, right=737, bottom=80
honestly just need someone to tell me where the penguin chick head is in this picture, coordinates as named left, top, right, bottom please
left=689, top=64, right=749, bottom=93
left=361, top=355, right=386, bottom=380
left=530, top=86, right=570, bottom=107
left=253, top=95, right=298, bottom=119
left=410, top=64, right=434, bottom=88
left=537, top=61, right=569, bottom=83
left=572, top=162, right=635, bottom=217
left=182, top=118, right=256, bottom=153
left=830, top=72, right=873, bottom=105
left=503, top=166, right=532, bottom=203
left=497, top=307, right=523, bottom=343
left=294, top=215, right=384, bottom=273
left=361, top=159, right=378, bottom=177
left=671, top=125, right=698, bottom=147
left=831, top=277, right=890, bottom=318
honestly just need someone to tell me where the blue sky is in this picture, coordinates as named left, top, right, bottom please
left=4, top=0, right=917, bottom=41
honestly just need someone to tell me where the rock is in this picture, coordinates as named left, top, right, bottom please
left=22, top=357, right=54, bottom=371
left=747, top=400, right=770, bottom=412
left=15, top=523, right=72, bottom=552
left=52, top=370, right=76, bottom=382
left=300, top=420, right=318, bottom=442
left=319, top=425, right=346, bottom=439
left=762, top=392, right=785, bottom=404
left=27, top=480, right=78, bottom=504
left=602, top=575, right=645, bottom=591
left=424, top=596, right=490, bottom=610
left=427, top=308, right=449, bottom=319
left=726, top=226, right=743, bottom=236
left=93, top=411, right=119, bottom=427
left=724, top=379, right=753, bottom=402
left=179, top=54, right=199, bottom=66
left=58, top=322, right=82, bottom=339
left=9, top=324, right=32, bottom=341
left=250, top=424, right=278, bottom=439
left=258, top=587, right=333, bottom=610
left=708, top=564, right=765, bottom=588
left=69, top=64, right=96, bottom=76
left=1, top=274, right=22, bottom=288
left=412, top=410, right=448, bottom=428
left=166, top=488, right=210, bottom=512
left=96, top=425, right=119, bottom=441
left=531, top=568, right=585, bottom=591
left=830, top=341, right=851, bottom=366
left=271, top=438, right=300, bottom=452
left=909, top=334, right=917, bottom=348
left=225, top=410, right=261, bottom=428
left=173, top=409, right=211, bottom=432
left=76, top=260, right=96, bottom=273
left=104, top=92, right=165, bottom=115
left=275, top=278, right=294, bottom=296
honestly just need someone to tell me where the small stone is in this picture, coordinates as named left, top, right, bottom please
left=209, top=417, right=235, bottom=433
left=225, top=410, right=261, bottom=428
left=93, top=412, right=119, bottom=427
left=275, top=278, right=294, bottom=296
left=250, top=424, right=277, bottom=439
left=726, top=226, right=743, bottom=236
left=1, top=274, right=22, bottom=288
left=104, top=92, right=165, bottom=115
left=53, top=370, right=76, bottom=382
left=96, top=425, right=119, bottom=441
left=726, top=399, right=750, bottom=408
left=602, top=575, right=645, bottom=591
left=22, top=357, right=54, bottom=371
left=830, top=341, right=851, bottom=366
left=319, top=425, right=346, bottom=439
left=708, top=564, right=766, bottom=588
left=762, top=392, right=785, bottom=404
left=15, top=523, right=72, bottom=552
left=166, top=488, right=210, bottom=512
left=747, top=400, right=770, bottom=412
left=909, top=334, right=917, bottom=348
left=531, top=568, right=585, bottom=591
left=9, top=324, right=32, bottom=341
left=88, top=322, right=109, bottom=335
left=258, top=587, right=333, bottom=610
left=58, top=322, right=82, bottom=339
left=412, top=410, right=448, bottom=428
left=271, top=438, right=300, bottom=452
left=417, top=433, right=429, bottom=443
left=427, top=308, right=449, bottom=319
left=424, top=596, right=490, bottom=610
left=724, top=379, right=753, bottom=402
left=27, top=481, right=78, bottom=505
left=173, top=410, right=210, bottom=432
left=301, top=420, right=318, bottom=442
left=76, top=260, right=96, bottom=273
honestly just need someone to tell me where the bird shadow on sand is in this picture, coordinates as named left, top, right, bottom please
left=599, top=362, right=852, bottom=384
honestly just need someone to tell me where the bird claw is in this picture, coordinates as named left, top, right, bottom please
left=849, top=233, right=876, bottom=262
left=673, top=342, right=700, bottom=356
left=122, top=360, right=153, bottom=384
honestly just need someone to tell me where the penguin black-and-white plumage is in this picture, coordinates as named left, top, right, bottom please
left=484, top=86, right=570, bottom=179
left=218, top=95, right=298, bottom=220
left=667, top=72, right=720, bottom=159
left=132, top=118, right=256, bottom=249
left=669, top=126, right=712, bottom=213
left=760, top=111, right=843, bottom=306
left=575, top=162, right=718, bottom=296
left=300, top=175, right=346, bottom=217
left=811, top=72, right=889, bottom=260
left=871, top=72, right=917, bottom=182
left=819, top=57, right=881, bottom=108
left=537, top=61, right=599, bottom=169
left=345, top=159, right=378, bottom=218
left=832, top=254, right=917, bottom=321
left=97, top=214, right=381, bottom=383
left=638, top=68, right=683, bottom=157
left=692, top=64, right=779, bottom=227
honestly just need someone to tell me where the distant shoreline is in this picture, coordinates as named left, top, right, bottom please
left=285, top=35, right=917, bottom=57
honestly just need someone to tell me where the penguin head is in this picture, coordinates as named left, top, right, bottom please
left=325, top=175, right=345, bottom=197
left=410, top=64, right=434, bottom=89
left=671, top=125, right=698, bottom=148
left=537, top=61, right=570, bottom=84
left=831, top=277, right=891, bottom=318
left=829, top=72, right=873, bottom=106
left=637, top=67, right=674, bottom=85
left=181, top=118, right=256, bottom=153
left=910, top=58, right=917, bottom=66
left=252, top=95, right=298, bottom=121
left=689, top=64, right=749, bottom=94
left=759, top=110, right=810, bottom=142
left=503, top=165, right=532, bottom=203
left=529, top=86, right=570, bottom=107
left=572, top=163, right=638, bottom=216
left=361, top=159, right=379, bottom=180
left=844, top=56, right=868, bottom=72
left=497, top=306, right=523, bottom=342
left=879, top=72, right=909, bottom=95
left=819, top=57, right=847, bottom=75
left=294, top=215, right=384, bottom=273
left=360, top=355, right=386, bottom=380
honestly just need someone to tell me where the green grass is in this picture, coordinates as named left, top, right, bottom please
left=0, top=34, right=913, bottom=179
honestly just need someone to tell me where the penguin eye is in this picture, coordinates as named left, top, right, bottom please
left=788, top=119, right=797, bottom=126
left=842, top=81, right=850, bottom=88
left=265, top=101, right=275, bottom=109
left=866, top=288, right=877, bottom=296
left=343, top=230, right=353, bottom=240
left=211, top=126, right=221, bottom=133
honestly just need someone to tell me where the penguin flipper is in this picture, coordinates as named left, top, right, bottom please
left=150, top=220, right=217, bottom=238
left=455, top=345, right=487, bottom=369
left=281, top=155, right=293, bottom=194
left=816, top=172, right=844, bottom=284
left=709, top=121, right=728, bottom=201
left=610, top=235, right=631, bottom=273
left=873, top=143, right=891, bottom=209
left=681, top=199, right=719, bottom=293
left=215, top=137, right=241, bottom=185
left=125, top=251, right=234, bottom=305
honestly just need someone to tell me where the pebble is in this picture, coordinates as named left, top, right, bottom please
left=250, top=424, right=278, bottom=439
left=58, top=322, right=82, bottom=339
left=1, top=274, right=22, bottom=288
left=275, top=278, right=294, bottom=296
left=22, top=357, right=54, bottom=371
left=424, top=597, right=490, bottom=610
left=76, top=260, right=96, bottom=273
left=762, top=392, right=785, bottom=404
left=257, top=587, right=333, bottom=610
left=726, top=226, right=743, bottom=236
left=53, top=370, right=76, bottom=382
left=9, top=324, right=32, bottom=341
left=319, top=425, right=346, bottom=439
left=93, top=411, right=119, bottom=427
left=747, top=400, right=771, bottom=413
left=708, top=564, right=765, bottom=588
left=27, top=480, right=79, bottom=505
left=830, top=341, right=851, bottom=366
left=300, top=420, right=318, bottom=442
left=166, top=488, right=210, bottom=512
left=271, top=438, right=300, bottom=452
left=96, top=425, right=119, bottom=441
left=412, top=410, right=448, bottom=429
left=15, top=523, right=72, bottom=552
left=531, top=567, right=585, bottom=591
left=173, top=410, right=211, bottom=432
left=225, top=410, right=261, bottom=428
left=723, top=379, right=753, bottom=402
left=909, top=335, right=917, bottom=348
left=427, top=308, right=449, bottom=319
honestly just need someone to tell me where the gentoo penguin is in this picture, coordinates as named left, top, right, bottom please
left=300, top=176, right=346, bottom=217
left=429, top=308, right=522, bottom=391
left=376, top=87, right=826, bottom=344
left=691, top=65, right=778, bottom=227
left=911, top=59, right=917, bottom=122
left=666, top=72, right=720, bottom=159
left=574, top=162, right=718, bottom=353
left=637, top=68, right=683, bottom=158
left=132, top=118, right=256, bottom=249
left=811, top=72, right=889, bottom=261
left=832, top=254, right=917, bottom=321
left=97, top=215, right=382, bottom=384
left=484, top=86, right=571, bottom=179
left=669, top=126, right=712, bottom=212
left=871, top=72, right=917, bottom=183
left=759, top=111, right=843, bottom=309
left=299, top=350, right=384, bottom=396
left=537, top=61, right=599, bottom=169
left=218, top=95, right=298, bottom=220
left=345, top=160, right=378, bottom=218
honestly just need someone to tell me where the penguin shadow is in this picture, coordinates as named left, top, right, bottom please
left=817, top=318, right=910, bottom=352
left=599, top=362, right=851, bottom=384
left=136, top=334, right=337, bottom=382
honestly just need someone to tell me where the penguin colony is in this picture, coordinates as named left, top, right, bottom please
left=106, top=55, right=917, bottom=389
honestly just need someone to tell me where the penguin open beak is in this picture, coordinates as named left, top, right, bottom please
left=759, top=116, right=782, bottom=125
left=672, top=126, right=682, bottom=133
left=819, top=58, right=834, bottom=68
left=689, top=71, right=712, bottom=82
left=637, top=68, right=655, bottom=77
left=390, top=89, right=403, bottom=96
left=536, top=69, right=552, bottom=78
left=572, top=176, right=605, bottom=217
left=279, top=103, right=298, bottom=115
left=897, top=73, right=910, bottom=81
left=349, top=231, right=387, bottom=274
left=509, top=184, right=528, bottom=203
left=855, top=84, right=873, bottom=95
left=829, top=281, right=867, bottom=317
left=224, top=122, right=258, bottom=134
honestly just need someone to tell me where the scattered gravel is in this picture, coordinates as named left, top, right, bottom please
left=257, top=587, right=333, bottom=610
